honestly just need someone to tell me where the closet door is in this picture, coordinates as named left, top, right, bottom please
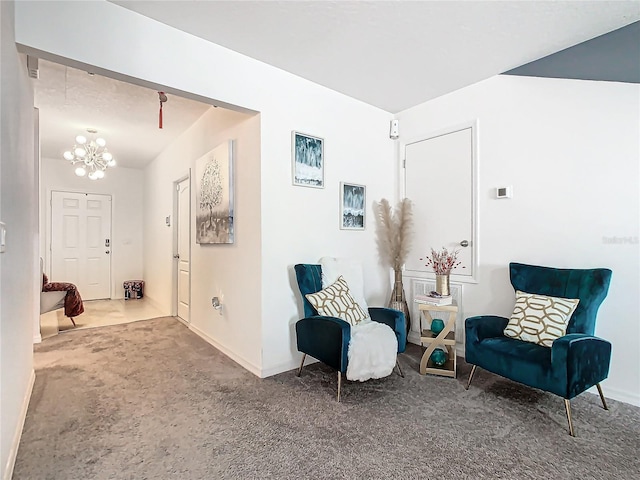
left=404, top=124, right=477, bottom=281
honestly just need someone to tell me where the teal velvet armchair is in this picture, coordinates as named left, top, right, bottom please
left=465, top=262, right=612, bottom=436
left=294, top=264, right=407, bottom=401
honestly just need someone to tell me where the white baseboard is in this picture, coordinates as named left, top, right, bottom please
left=33, top=333, right=42, bottom=344
left=3, top=369, right=35, bottom=480
left=407, top=331, right=421, bottom=346
left=175, top=316, right=189, bottom=327
left=260, top=355, right=319, bottom=379
left=597, top=385, right=640, bottom=407
left=189, top=324, right=262, bottom=378
left=144, top=296, right=170, bottom=317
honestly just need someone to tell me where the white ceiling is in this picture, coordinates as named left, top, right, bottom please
left=35, top=1, right=640, bottom=170
left=34, top=60, right=212, bottom=169
left=113, top=0, right=640, bottom=113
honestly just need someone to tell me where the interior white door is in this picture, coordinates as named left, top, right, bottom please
left=176, top=178, right=190, bottom=322
left=51, top=191, right=112, bottom=300
left=404, top=125, right=476, bottom=279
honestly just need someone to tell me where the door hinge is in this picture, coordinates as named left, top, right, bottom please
left=402, top=158, right=406, bottom=168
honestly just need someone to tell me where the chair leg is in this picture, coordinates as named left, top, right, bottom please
left=564, top=399, right=575, bottom=437
left=596, top=383, right=609, bottom=410
left=296, top=354, right=306, bottom=377
left=466, top=365, right=477, bottom=390
left=337, top=371, right=342, bottom=402
left=395, top=358, right=405, bottom=378
left=69, top=317, right=76, bottom=327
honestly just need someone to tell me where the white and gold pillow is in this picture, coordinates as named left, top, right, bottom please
left=504, top=291, right=580, bottom=347
left=305, top=276, right=368, bottom=326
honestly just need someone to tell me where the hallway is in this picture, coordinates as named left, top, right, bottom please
left=39, top=298, right=166, bottom=340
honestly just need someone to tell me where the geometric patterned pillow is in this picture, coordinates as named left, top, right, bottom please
left=503, top=290, right=580, bottom=347
left=305, top=276, right=368, bottom=326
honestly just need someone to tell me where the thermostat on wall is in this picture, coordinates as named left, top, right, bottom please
left=496, top=186, right=512, bottom=199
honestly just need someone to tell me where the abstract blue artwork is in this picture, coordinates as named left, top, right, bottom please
left=292, top=131, right=324, bottom=188
left=340, top=182, right=365, bottom=230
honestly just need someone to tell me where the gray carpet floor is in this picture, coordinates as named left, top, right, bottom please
left=14, top=317, right=640, bottom=479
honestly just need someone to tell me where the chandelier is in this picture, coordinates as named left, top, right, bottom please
left=63, top=128, right=116, bottom=180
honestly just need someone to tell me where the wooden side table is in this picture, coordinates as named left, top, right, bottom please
left=418, top=302, right=458, bottom=377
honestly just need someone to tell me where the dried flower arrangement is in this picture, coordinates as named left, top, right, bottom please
left=421, top=247, right=464, bottom=275
left=375, top=198, right=414, bottom=334
left=376, top=198, right=413, bottom=270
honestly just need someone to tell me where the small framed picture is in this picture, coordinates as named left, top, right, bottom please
left=292, top=131, right=324, bottom=188
left=340, top=182, right=366, bottom=230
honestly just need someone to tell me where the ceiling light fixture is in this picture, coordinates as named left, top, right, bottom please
left=63, top=128, right=116, bottom=180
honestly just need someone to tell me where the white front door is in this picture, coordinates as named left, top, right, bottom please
left=176, top=178, right=190, bottom=322
left=51, top=191, right=112, bottom=300
left=404, top=123, right=477, bottom=281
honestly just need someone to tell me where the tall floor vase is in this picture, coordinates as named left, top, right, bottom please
left=388, top=268, right=411, bottom=337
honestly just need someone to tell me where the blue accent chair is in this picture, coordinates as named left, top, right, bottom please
left=294, top=264, right=407, bottom=401
left=465, top=262, right=612, bottom=436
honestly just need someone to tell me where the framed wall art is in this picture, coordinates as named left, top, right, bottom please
left=292, top=131, right=324, bottom=188
left=195, top=140, right=235, bottom=244
left=340, top=182, right=365, bottom=230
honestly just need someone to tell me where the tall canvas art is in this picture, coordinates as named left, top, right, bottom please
left=195, top=140, right=234, bottom=244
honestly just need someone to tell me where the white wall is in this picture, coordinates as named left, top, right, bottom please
left=396, top=74, right=640, bottom=406
left=40, top=158, right=144, bottom=298
left=0, top=2, right=38, bottom=478
left=15, top=1, right=396, bottom=377
left=13, top=3, right=638, bottom=404
left=259, top=98, right=398, bottom=376
left=144, top=106, right=264, bottom=372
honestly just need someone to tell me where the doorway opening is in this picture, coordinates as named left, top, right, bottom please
left=173, top=175, right=191, bottom=324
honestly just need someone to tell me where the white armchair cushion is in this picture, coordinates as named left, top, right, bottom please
left=319, top=256, right=370, bottom=321
left=40, top=257, right=65, bottom=314
left=40, top=291, right=66, bottom=314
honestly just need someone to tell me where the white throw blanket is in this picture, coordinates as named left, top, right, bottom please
left=347, top=321, right=398, bottom=382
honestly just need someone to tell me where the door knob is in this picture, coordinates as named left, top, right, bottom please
left=173, top=254, right=180, bottom=259
left=460, top=240, right=469, bottom=247
left=105, top=250, right=110, bottom=254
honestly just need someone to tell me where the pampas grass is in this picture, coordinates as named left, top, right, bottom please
left=375, top=198, right=413, bottom=270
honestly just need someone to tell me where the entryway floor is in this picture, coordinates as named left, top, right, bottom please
left=40, top=298, right=165, bottom=340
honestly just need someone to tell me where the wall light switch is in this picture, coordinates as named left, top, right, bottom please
left=496, top=186, right=513, bottom=199
left=0, top=221, right=6, bottom=253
